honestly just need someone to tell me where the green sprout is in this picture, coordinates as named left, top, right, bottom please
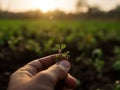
left=53, top=44, right=70, bottom=62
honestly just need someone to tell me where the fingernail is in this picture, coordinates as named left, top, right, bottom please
left=58, top=60, right=71, bottom=72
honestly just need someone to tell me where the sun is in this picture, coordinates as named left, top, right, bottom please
left=32, top=0, right=58, bottom=12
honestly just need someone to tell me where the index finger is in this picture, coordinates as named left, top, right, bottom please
left=26, top=54, right=58, bottom=72
left=14, top=54, right=58, bottom=77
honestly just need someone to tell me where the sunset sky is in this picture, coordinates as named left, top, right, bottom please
left=0, top=0, right=120, bottom=13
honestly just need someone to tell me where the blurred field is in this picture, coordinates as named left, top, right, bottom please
left=0, top=19, right=120, bottom=90
left=0, top=19, right=120, bottom=50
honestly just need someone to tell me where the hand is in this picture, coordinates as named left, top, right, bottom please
left=8, top=54, right=77, bottom=90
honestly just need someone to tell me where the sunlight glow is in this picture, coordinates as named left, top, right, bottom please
left=32, top=0, right=58, bottom=12
left=0, top=0, right=76, bottom=13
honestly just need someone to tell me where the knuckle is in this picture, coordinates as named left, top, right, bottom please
left=10, top=72, right=16, bottom=79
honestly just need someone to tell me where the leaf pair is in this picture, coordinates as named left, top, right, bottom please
left=53, top=44, right=66, bottom=51
left=53, top=44, right=70, bottom=62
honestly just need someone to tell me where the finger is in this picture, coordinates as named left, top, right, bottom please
left=64, top=74, right=77, bottom=89
left=29, top=54, right=59, bottom=70
left=32, top=60, right=71, bottom=86
left=18, top=54, right=58, bottom=76
left=38, top=54, right=58, bottom=69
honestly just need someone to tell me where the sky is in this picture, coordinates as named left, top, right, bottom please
left=0, top=0, right=120, bottom=13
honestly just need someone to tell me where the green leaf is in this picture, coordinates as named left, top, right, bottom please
left=55, top=44, right=60, bottom=49
left=61, top=44, right=66, bottom=49
left=92, top=48, right=103, bottom=58
left=93, top=59, right=104, bottom=72
left=113, top=60, right=120, bottom=71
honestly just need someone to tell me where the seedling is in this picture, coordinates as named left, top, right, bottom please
left=93, top=59, right=105, bottom=78
left=53, top=44, right=70, bottom=62
left=92, top=48, right=103, bottom=59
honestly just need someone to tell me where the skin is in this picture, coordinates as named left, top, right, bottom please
left=8, top=54, right=77, bottom=90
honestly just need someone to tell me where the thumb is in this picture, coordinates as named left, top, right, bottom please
left=47, top=60, right=71, bottom=81
left=32, top=60, right=71, bottom=87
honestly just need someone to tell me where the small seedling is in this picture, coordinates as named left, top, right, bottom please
left=93, top=59, right=105, bottom=78
left=92, top=48, right=103, bottom=59
left=53, top=44, right=70, bottom=62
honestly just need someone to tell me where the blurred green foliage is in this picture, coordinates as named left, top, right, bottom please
left=115, top=84, right=120, bottom=90
left=93, top=59, right=105, bottom=73
left=113, top=46, right=120, bottom=71
left=92, top=48, right=103, bottom=58
left=0, top=19, right=120, bottom=57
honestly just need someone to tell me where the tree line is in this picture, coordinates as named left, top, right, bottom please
left=0, top=4, right=120, bottom=20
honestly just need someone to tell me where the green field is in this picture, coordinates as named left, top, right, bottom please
left=0, top=19, right=120, bottom=90
left=0, top=19, right=120, bottom=54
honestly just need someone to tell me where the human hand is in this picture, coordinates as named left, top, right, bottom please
left=8, top=54, right=77, bottom=90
